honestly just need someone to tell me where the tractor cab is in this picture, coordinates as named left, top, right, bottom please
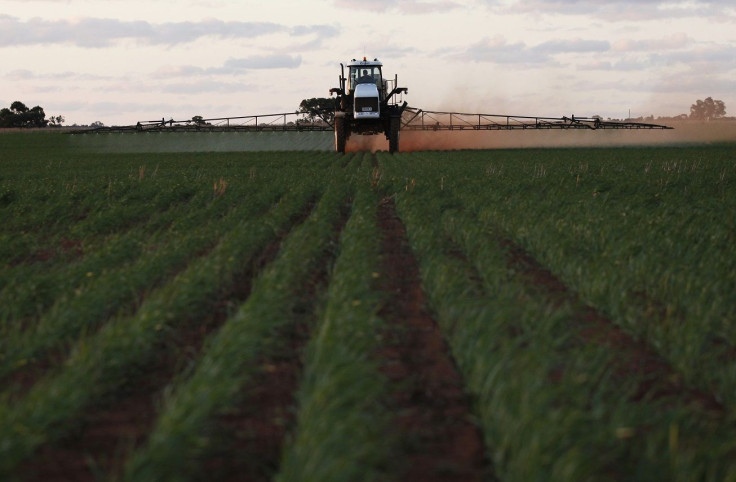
left=347, top=58, right=383, bottom=93
left=347, top=58, right=383, bottom=120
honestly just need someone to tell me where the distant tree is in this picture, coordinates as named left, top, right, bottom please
left=49, top=115, right=65, bottom=127
left=0, top=108, right=12, bottom=127
left=690, top=97, right=726, bottom=120
left=191, top=115, right=205, bottom=125
left=90, top=121, right=105, bottom=128
left=298, top=97, right=336, bottom=124
left=28, top=106, right=47, bottom=127
left=0, top=101, right=47, bottom=127
left=10, top=101, right=28, bottom=114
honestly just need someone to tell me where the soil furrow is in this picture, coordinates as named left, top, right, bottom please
left=203, top=198, right=351, bottom=481
left=377, top=197, right=487, bottom=482
left=499, top=238, right=725, bottom=414
left=15, top=200, right=319, bottom=482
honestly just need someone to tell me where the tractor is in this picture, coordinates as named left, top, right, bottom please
left=329, top=57, right=408, bottom=153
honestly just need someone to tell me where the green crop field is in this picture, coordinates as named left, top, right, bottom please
left=1, top=131, right=736, bottom=481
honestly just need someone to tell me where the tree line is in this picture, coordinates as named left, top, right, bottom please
left=0, top=101, right=65, bottom=128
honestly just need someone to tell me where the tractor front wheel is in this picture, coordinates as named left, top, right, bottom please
left=334, top=117, right=346, bottom=153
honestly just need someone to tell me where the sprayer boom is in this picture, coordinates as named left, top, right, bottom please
left=400, top=108, right=672, bottom=131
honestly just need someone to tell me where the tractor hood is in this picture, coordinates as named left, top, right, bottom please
left=354, top=82, right=379, bottom=99
left=354, top=83, right=380, bottom=120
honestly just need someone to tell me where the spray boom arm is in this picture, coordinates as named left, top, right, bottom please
left=384, top=87, right=408, bottom=105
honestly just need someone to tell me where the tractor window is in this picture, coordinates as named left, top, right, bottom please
left=349, top=66, right=382, bottom=90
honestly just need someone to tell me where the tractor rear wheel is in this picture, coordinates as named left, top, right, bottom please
left=334, top=117, right=346, bottom=153
left=388, top=117, right=400, bottom=154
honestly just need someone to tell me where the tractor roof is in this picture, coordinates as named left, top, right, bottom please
left=347, top=57, right=383, bottom=68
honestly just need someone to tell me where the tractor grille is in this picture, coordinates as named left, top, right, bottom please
left=355, top=97, right=379, bottom=113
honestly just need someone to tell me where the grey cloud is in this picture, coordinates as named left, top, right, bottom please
left=78, top=78, right=256, bottom=95
left=612, top=33, right=693, bottom=52
left=609, top=58, right=656, bottom=71
left=462, top=31, right=736, bottom=76
left=151, top=66, right=207, bottom=79
left=576, top=61, right=612, bottom=71
left=1, top=16, right=162, bottom=47
left=663, top=45, right=736, bottom=66
left=5, top=69, right=35, bottom=80
left=500, top=0, right=735, bottom=22
left=0, top=15, right=337, bottom=48
left=576, top=43, right=736, bottom=73
left=160, top=81, right=254, bottom=94
left=154, top=20, right=282, bottom=44
left=290, top=25, right=340, bottom=38
left=333, top=0, right=461, bottom=14
left=532, top=39, right=610, bottom=54
left=632, top=44, right=733, bottom=69
left=5, top=69, right=115, bottom=81
left=332, top=0, right=393, bottom=12
left=461, top=37, right=544, bottom=64
left=653, top=74, right=736, bottom=94
left=222, top=55, right=302, bottom=70
left=458, top=36, right=610, bottom=65
left=152, top=55, right=302, bottom=79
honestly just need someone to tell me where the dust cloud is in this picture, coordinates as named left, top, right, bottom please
left=398, top=120, right=735, bottom=152
left=346, top=120, right=734, bottom=153
left=345, top=135, right=388, bottom=153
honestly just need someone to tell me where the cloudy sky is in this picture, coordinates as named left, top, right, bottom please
left=1, top=0, right=734, bottom=125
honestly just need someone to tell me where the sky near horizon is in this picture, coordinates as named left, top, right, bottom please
left=1, top=0, right=734, bottom=126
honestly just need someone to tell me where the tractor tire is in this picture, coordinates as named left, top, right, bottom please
left=388, top=117, right=400, bottom=154
left=334, top=117, right=346, bottom=153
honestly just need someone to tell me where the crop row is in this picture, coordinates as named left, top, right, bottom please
left=123, top=161, right=353, bottom=480
left=0, top=152, right=335, bottom=320
left=277, top=156, right=395, bottom=481
left=0, top=152, right=336, bottom=476
left=385, top=148, right=736, bottom=407
left=0, top=184, right=284, bottom=385
left=379, top=148, right=736, bottom=480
